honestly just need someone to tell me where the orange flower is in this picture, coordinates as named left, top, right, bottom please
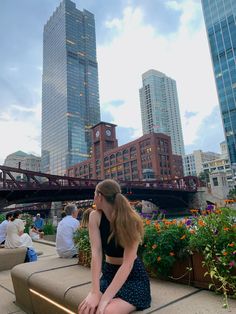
left=154, top=222, right=160, bottom=229
left=169, top=252, right=175, bottom=256
left=190, top=229, right=195, bottom=234
left=198, top=220, right=206, bottom=227
left=146, top=220, right=151, bottom=225
left=223, top=227, right=229, bottom=231
left=215, top=210, right=222, bottom=214
left=228, top=243, right=235, bottom=247
left=223, top=252, right=228, bottom=256
left=180, top=234, right=186, bottom=240
left=152, top=244, right=157, bottom=249
left=157, top=256, right=161, bottom=262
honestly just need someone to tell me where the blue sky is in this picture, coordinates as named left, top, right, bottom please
left=0, top=0, right=225, bottom=164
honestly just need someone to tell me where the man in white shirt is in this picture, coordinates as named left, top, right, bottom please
left=56, top=204, right=80, bottom=258
left=0, top=213, right=13, bottom=245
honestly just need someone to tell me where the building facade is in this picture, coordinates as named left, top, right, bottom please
left=201, top=0, right=236, bottom=166
left=4, top=151, right=41, bottom=179
left=67, top=122, right=184, bottom=181
left=202, top=141, right=234, bottom=187
left=139, top=69, right=185, bottom=156
left=183, top=150, right=220, bottom=176
left=41, top=0, right=100, bottom=175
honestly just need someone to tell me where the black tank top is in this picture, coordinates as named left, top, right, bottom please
left=99, top=212, right=124, bottom=258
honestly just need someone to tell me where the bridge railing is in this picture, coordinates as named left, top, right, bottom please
left=0, top=165, right=199, bottom=192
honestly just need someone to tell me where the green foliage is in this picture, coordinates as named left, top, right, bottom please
left=43, top=222, right=56, bottom=235
left=73, top=228, right=91, bottom=253
left=140, top=220, right=190, bottom=278
left=21, top=213, right=33, bottom=234
left=189, top=208, right=236, bottom=307
left=0, top=213, right=5, bottom=223
left=198, top=171, right=210, bottom=184
left=228, top=188, right=236, bottom=200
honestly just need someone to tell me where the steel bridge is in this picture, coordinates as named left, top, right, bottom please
left=0, top=165, right=200, bottom=211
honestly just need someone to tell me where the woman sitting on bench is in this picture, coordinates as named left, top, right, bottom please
left=5, top=210, right=34, bottom=249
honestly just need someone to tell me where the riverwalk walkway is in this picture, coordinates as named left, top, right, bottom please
left=0, top=241, right=236, bottom=314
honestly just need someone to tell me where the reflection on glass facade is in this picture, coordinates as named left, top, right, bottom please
left=41, top=0, right=100, bottom=175
left=201, top=0, right=236, bottom=165
left=139, top=69, right=185, bottom=156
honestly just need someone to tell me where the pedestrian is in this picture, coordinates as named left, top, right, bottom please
left=78, top=179, right=151, bottom=314
left=34, top=213, right=44, bottom=231
left=5, top=210, right=34, bottom=249
left=80, top=207, right=93, bottom=229
left=0, top=212, right=13, bottom=245
left=56, top=203, right=80, bottom=258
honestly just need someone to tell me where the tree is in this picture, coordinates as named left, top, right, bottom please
left=198, top=171, right=210, bottom=185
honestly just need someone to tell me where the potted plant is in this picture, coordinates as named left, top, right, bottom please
left=189, top=208, right=236, bottom=308
left=140, top=219, right=191, bottom=282
left=73, top=228, right=91, bottom=267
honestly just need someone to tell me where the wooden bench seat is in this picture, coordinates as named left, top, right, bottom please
left=11, top=258, right=161, bottom=314
left=0, top=247, right=27, bottom=271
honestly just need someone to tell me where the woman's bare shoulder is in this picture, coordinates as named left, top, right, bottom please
left=89, top=210, right=102, bottom=224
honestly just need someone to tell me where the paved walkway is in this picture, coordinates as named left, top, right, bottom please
left=0, top=242, right=235, bottom=314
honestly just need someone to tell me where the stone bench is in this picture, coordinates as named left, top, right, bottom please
left=0, top=247, right=27, bottom=271
left=11, top=257, right=161, bottom=314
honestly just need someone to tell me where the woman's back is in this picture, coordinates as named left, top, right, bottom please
left=5, top=219, right=24, bottom=248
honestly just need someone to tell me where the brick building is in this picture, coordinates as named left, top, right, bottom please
left=67, top=122, right=183, bottom=180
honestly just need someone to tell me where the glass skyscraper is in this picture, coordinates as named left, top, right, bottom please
left=139, top=69, right=185, bottom=156
left=41, top=0, right=100, bottom=175
left=201, top=0, right=236, bottom=166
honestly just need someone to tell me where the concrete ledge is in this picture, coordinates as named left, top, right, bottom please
left=11, top=257, right=79, bottom=313
left=33, top=239, right=56, bottom=247
left=11, top=256, right=166, bottom=314
left=0, top=247, right=27, bottom=271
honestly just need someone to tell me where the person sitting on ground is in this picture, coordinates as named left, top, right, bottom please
left=80, top=207, right=93, bottom=229
left=0, top=212, right=13, bottom=245
left=5, top=210, right=34, bottom=249
left=29, top=225, right=44, bottom=240
left=34, top=213, right=44, bottom=232
left=56, top=203, right=80, bottom=258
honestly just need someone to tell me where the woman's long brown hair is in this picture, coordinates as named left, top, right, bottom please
left=96, top=179, right=143, bottom=248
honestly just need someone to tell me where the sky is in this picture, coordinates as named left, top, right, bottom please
left=0, top=0, right=225, bottom=165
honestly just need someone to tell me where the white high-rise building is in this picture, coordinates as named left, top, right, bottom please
left=139, top=69, right=185, bottom=156
left=4, top=151, right=41, bottom=179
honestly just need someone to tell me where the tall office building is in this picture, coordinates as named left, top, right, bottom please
left=201, top=0, right=236, bottom=167
left=139, top=69, right=185, bottom=156
left=41, top=0, right=100, bottom=175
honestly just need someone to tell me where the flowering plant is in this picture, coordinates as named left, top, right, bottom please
left=140, top=219, right=190, bottom=278
left=73, top=227, right=91, bottom=267
left=189, top=208, right=236, bottom=307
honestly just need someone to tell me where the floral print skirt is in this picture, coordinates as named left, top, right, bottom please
left=100, top=257, right=151, bottom=310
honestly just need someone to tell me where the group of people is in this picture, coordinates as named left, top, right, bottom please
left=0, top=212, right=44, bottom=248
left=1, top=179, right=151, bottom=313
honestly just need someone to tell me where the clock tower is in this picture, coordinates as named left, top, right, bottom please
left=91, top=122, right=118, bottom=178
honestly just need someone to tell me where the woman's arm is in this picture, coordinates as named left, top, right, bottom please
left=78, top=210, right=103, bottom=313
left=89, top=210, right=103, bottom=293
left=97, top=241, right=139, bottom=311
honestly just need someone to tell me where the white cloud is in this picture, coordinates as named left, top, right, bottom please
left=97, top=0, right=219, bottom=146
left=0, top=103, right=41, bottom=164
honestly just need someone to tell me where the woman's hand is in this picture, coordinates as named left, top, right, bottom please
left=95, top=299, right=109, bottom=314
left=78, top=291, right=102, bottom=314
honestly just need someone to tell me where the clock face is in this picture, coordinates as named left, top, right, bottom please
left=95, top=130, right=100, bottom=137
left=106, top=129, right=111, bottom=136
